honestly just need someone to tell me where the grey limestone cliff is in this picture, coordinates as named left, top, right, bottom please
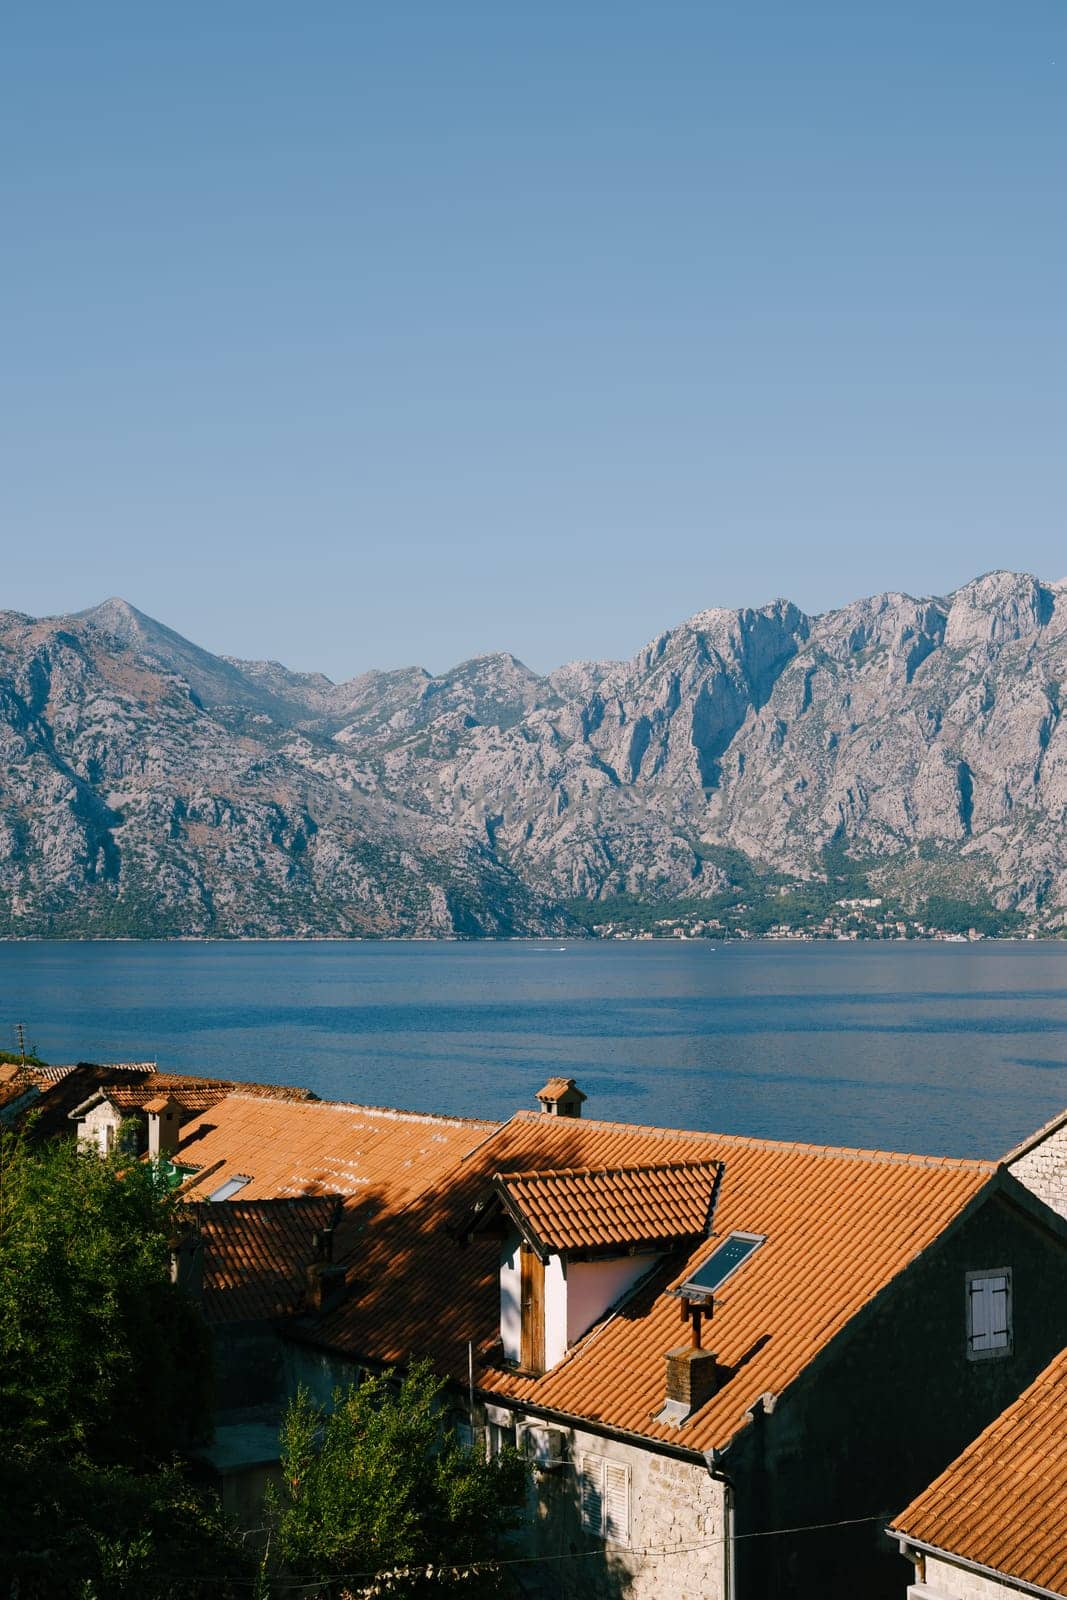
left=1, top=572, right=1065, bottom=937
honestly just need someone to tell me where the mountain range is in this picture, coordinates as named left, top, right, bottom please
left=2, top=570, right=1066, bottom=938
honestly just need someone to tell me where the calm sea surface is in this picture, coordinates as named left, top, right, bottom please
left=2, top=940, right=1066, bottom=1159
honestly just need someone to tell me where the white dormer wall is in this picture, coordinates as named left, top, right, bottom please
left=500, top=1231, right=522, bottom=1363
left=545, top=1254, right=568, bottom=1368
left=500, top=1227, right=661, bottom=1369
left=566, top=1255, right=660, bottom=1347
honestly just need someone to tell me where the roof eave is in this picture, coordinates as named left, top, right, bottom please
left=888, top=1533, right=1067, bottom=1600
left=1002, top=1105, right=1067, bottom=1164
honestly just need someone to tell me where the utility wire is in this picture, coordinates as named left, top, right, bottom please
left=132, top=1510, right=890, bottom=1590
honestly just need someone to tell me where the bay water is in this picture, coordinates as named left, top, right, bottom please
left=2, top=939, right=1065, bottom=1159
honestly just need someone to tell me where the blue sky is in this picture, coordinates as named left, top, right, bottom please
left=2, top=2, right=1064, bottom=679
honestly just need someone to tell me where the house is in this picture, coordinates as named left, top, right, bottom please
left=68, top=1068, right=316, bottom=1156
left=888, top=1343, right=1067, bottom=1599
left=1, top=1060, right=159, bottom=1137
left=178, top=1081, right=1067, bottom=1598
left=164, top=1091, right=499, bottom=1517
left=280, top=1085, right=1067, bottom=1600
left=182, top=1192, right=348, bottom=1523
left=1006, top=1105, right=1067, bottom=1220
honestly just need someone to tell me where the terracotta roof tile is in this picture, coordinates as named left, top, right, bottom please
left=313, top=1110, right=995, bottom=1455
left=173, top=1093, right=497, bottom=1206
left=79, top=1073, right=317, bottom=1118
left=196, top=1197, right=342, bottom=1323
left=0, top=1067, right=36, bottom=1113
left=890, top=1344, right=1067, bottom=1595
left=496, top=1162, right=722, bottom=1254
left=24, top=1063, right=81, bottom=1084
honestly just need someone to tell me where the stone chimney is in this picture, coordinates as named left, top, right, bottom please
left=169, top=1227, right=203, bottom=1300
left=305, top=1216, right=345, bottom=1312
left=305, top=1259, right=347, bottom=1315
left=144, top=1094, right=182, bottom=1159
left=535, top=1077, right=587, bottom=1118
left=658, top=1345, right=720, bottom=1425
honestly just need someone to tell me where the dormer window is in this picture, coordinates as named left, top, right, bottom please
left=460, top=1159, right=725, bottom=1376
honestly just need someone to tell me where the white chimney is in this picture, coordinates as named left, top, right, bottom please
left=535, top=1078, right=587, bottom=1118
left=144, top=1094, right=182, bottom=1158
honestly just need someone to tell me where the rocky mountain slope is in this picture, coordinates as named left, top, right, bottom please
left=1, top=572, right=1066, bottom=936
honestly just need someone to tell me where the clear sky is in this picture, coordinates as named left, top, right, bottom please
left=2, top=2, right=1064, bottom=680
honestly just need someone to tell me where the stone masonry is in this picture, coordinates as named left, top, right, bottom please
left=1008, top=1113, right=1067, bottom=1220
left=524, top=1422, right=726, bottom=1600
left=909, top=1551, right=1039, bottom=1600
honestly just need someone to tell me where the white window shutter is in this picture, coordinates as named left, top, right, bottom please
left=969, top=1278, right=993, bottom=1349
left=989, top=1275, right=1010, bottom=1345
left=604, top=1461, right=630, bottom=1545
left=579, top=1454, right=605, bottom=1536
left=967, top=1270, right=1012, bottom=1356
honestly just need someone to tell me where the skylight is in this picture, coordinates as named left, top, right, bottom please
left=680, top=1232, right=765, bottom=1299
left=208, top=1174, right=251, bottom=1202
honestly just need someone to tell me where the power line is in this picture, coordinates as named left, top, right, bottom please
left=120, top=1510, right=890, bottom=1590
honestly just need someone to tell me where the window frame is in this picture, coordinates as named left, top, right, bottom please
left=965, top=1267, right=1013, bottom=1361
left=680, top=1230, right=767, bottom=1298
left=207, top=1174, right=252, bottom=1202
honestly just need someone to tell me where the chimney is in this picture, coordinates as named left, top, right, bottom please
left=658, top=1345, right=720, bottom=1425
left=169, top=1228, right=203, bottom=1300
left=655, top=1294, right=720, bottom=1423
left=144, top=1094, right=182, bottom=1159
left=305, top=1260, right=347, bottom=1315
left=535, top=1077, right=587, bottom=1118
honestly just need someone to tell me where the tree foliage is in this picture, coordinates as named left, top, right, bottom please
left=0, top=1121, right=211, bottom=1462
left=270, top=1362, right=526, bottom=1596
left=0, top=1125, right=245, bottom=1597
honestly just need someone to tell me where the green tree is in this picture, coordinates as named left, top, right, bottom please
left=0, top=1120, right=210, bottom=1461
left=0, top=1125, right=249, bottom=1597
left=269, top=1361, right=526, bottom=1597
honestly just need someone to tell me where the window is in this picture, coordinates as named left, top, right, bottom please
left=966, top=1269, right=1012, bottom=1359
left=681, top=1232, right=765, bottom=1298
left=487, top=1421, right=515, bottom=1459
left=207, top=1174, right=251, bottom=1202
left=579, top=1453, right=630, bottom=1545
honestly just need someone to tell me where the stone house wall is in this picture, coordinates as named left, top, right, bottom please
left=283, top=1344, right=728, bottom=1600
left=1008, top=1116, right=1067, bottom=1219
left=78, top=1098, right=123, bottom=1154
left=907, top=1551, right=1034, bottom=1599
left=726, top=1185, right=1067, bottom=1600
left=513, top=1417, right=725, bottom=1600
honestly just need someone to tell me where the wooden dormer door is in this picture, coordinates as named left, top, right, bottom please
left=520, top=1243, right=545, bottom=1375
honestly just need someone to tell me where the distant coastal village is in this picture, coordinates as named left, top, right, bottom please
left=586, top=898, right=1015, bottom=943
left=3, top=1049, right=1065, bottom=1598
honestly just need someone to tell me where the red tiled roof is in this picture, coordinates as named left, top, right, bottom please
left=173, top=1093, right=498, bottom=1205
left=197, top=1196, right=342, bottom=1323
left=0, top=1067, right=36, bottom=1112
left=80, top=1073, right=317, bottom=1118
left=312, top=1110, right=995, bottom=1455
left=890, top=1344, right=1067, bottom=1595
left=494, top=1161, right=722, bottom=1255
left=6, top=1061, right=314, bottom=1139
